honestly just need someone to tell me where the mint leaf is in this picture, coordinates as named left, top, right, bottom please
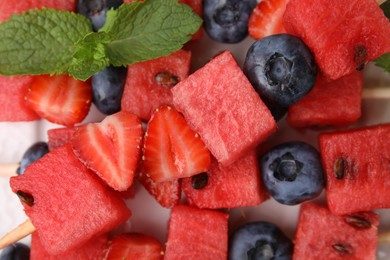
left=69, top=32, right=112, bottom=81
left=0, top=8, right=92, bottom=76
left=375, top=53, right=390, bottom=73
left=103, top=0, right=202, bottom=66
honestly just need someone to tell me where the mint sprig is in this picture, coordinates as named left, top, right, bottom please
left=0, top=0, right=202, bottom=81
left=102, top=0, right=201, bottom=67
left=0, top=9, right=92, bottom=77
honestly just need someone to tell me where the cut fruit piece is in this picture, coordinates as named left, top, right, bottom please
left=25, top=74, right=92, bottom=126
left=47, top=126, right=77, bottom=151
left=172, top=50, right=277, bottom=166
left=137, top=162, right=181, bottom=208
left=0, top=75, right=39, bottom=122
left=165, top=204, right=229, bottom=260
left=287, top=71, right=363, bottom=128
left=248, top=0, right=289, bottom=40
left=293, top=203, right=379, bottom=260
left=182, top=151, right=269, bottom=209
left=105, top=233, right=164, bottom=260
left=30, top=232, right=108, bottom=260
left=142, top=106, right=211, bottom=182
left=121, top=50, right=191, bottom=121
left=0, top=0, right=76, bottom=22
left=318, top=124, right=390, bottom=215
left=283, top=0, right=390, bottom=80
left=9, top=144, right=131, bottom=255
left=72, top=111, right=143, bottom=191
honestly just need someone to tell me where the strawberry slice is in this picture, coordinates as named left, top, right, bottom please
left=72, top=111, right=143, bottom=191
left=105, top=233, right=164, bottom=260
left=25, top=74, right=92, bottom=126
left=143, top=106, right=211, bottom=182
left=248, top=0, right=289, bottom=40
left=137, top=162, right=181, bottom=208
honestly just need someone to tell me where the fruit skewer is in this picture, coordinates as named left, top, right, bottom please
left=0, top=218, right=390, bottom=251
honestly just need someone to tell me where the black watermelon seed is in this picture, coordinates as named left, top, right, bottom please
left=155, top=72, right=179, bottom=87
left=16, top=190, right=34, bottom=206
left=345, top=215, right=372, bottom=229
left=332, top=243, right=353, bottom=255
left=334, top=158, right=346, bottom=180
left=191, top=172, right=208, bottom=190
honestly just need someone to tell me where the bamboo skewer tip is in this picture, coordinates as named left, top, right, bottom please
left=0, top=219, right=36, bottom=250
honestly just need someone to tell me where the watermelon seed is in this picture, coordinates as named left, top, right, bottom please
left=16, top=190, right=34, bottom=206
left=354, top=44, right=367, bottom=71
left=345, top=215, right=372, bottom=229
left=191, top=172, right=208, bottom=190
left=332, top=243, right=352, bottom=255
left=155, top=72, right=179, bottom=87
left=334, top=158, right=346, bottom=179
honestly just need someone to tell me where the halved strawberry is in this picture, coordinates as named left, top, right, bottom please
left=248, top=0, right=289, bottom=40
left=137, top=162, right=181, bottom=208
left=105, top=233, right=164, bottom=260
left=71, top=111, right=143, bottom=191
left=25, top=74, right=92, bottom=126
left=143, top=106, right=211, bottom=182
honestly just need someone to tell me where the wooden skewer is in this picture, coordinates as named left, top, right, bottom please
left=362, top=87, right=390, bottom=99
left=377, top=0, right=387, bottom=5
left=0, top=163, right=18, bottom=177
left=0, top=220, right=36, bottom=249
left=378, top=231, right=390, bottom=244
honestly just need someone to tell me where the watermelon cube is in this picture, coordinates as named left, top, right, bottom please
left=172, top=51, right=277, bottom=166
left=318, top=124, right=390, bottom=215
left=293, top=203, right=379, bottom=260
left=283, top=0, right=390, bottom=80
left=30, top=232, right=108, bottom=260
left=287, top=71, right=363, bottom=128
left=0, top=0, right=76, bottom=22
left=0, top=75, right=39, bottom=122
left=47, top=126, right=77, bottom=150
left=9, top=144, right=131, bottom=254
left=121, top=49, right=191, bottom=121
left=182, top=151, right=269, bottom=209
left=165, top=204, right=229, bottom=260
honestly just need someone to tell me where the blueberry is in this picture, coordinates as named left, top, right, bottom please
left=229, top=221, right=293, bottom=260
left=260, top=141, right=325, bottom=205
left=243, top=34, right=317, bottom=107
left=76, top=0, right=123, bottom=31
left=203, top=0, right=257, bottom=43
left=91, top=65, right=127, bottom=115
left=16, top=142, right=49, bottom=175
left=0, top=243, right=30, bottom=260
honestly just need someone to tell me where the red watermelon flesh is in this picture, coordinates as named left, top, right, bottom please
left=172, top=50, right=277, bottom=166
left=121, top=50, right=191, bottom=121
left=182, top=151, right=269, bottom=209
left=287, top=71, right=363, bottom=128
left=30, top=232, right=108, bottom=260
left=293, top=203, right=379, bottom=260
left=0, top=0, right=76, bottom=22
left=165, top=204, right=229, bottom=260
left=283, top=0, right=390, bottom=80
left=318, top=124, right=390, bottom=215
left=9, top=144, right=131, bottom=255
left=0, top=75, right=39, bottom=122
left=47, top=126, right=77, bottom=150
